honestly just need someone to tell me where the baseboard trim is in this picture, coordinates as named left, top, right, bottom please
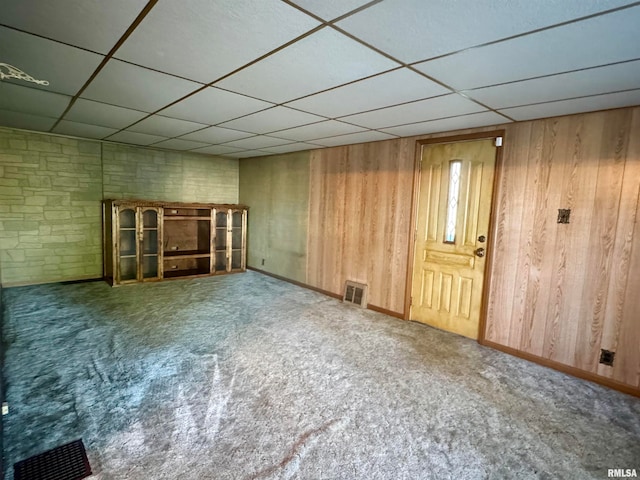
left=479, top=339, right=640, bottom=398
left=1, top=274, right=102, bottom=288
left=248, top=267, right=404, bottom=318
left=366, top=303, right=404, bottom=319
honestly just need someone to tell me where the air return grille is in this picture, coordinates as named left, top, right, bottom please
left=343, top=281, right=368, bottom=308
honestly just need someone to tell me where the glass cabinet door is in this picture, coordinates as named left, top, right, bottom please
left=230, top=209, right=245, bottom=271
left=141, top=208, right=160, bottom=280
left=214, top=209, right=229, bottom=273
left=118, top=208, right=137, bottom=282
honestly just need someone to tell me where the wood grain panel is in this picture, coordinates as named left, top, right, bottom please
left=484, top=123, right=532, bottom=345
left=307, top=139, right=414, bottom=313
left=303, top=106, right=640, bottom=390
left=482, top=107, right=640, bottom=388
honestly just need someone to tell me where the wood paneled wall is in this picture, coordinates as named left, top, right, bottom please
left=307, top=141, right=415, bottom=313
left=484, top=107, right=640, bottom=389
left=303, top=106, right=640, bottom=391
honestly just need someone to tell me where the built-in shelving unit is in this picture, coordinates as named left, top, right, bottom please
left=103, top=200, right=247, bottom=285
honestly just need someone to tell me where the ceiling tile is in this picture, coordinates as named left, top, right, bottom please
left=464, top=60, right=640, bottom=110
left=272, top=120, right=365, bottom=141
left=179, top=126, right=254, bottom=144
left=341, top=94, right=486, bottom=129
left=128, top=115, right=207, bottom=137
left=336, top=0, right=635, bottom=63
left=499, top=89, right=640, bottom=121
left=106, top=131, right=168, bottom=146
left=161, top=87, right=273, bottom=125
left=234, top=150, right=274, bottom=158
left=286, top=68, right=450, bottom=118
left=191, top=145, right=246, bottom=156
left=216, top=28, right=398, bottom=103
left=115, top=0, right=320, bottom=83
left=0, top=27, right=104, bottom=96
left=415, top=6, right=640, bottom=90
left=222, top=135, right=291, bottom=150
left=262, top=142, right=322, bottom=154
left=311, top=131, right=396, bottom=147
left=0, top=82, right=71, bottom=118
left=0, top=109, right=57, bottom=132
left=218, top=107, right=324, bottom=134
left=52, top=120, right=118, bottom=139
left=150, top=138, right=210, bottom=151
left=81, top=59, right=201, bottom=113
left=64, top=98, right=148, bottom=129
left=0, top=0, right=148, bottom=54
left=381, top=111, right=508, bottom=137
left=290, top=0, right=375, bottom=20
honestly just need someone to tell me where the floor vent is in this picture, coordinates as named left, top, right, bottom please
left=14, top=438, right=92, bottom=480
left=343, top=281, right=367, bottom=308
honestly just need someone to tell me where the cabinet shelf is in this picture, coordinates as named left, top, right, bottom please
left=164, top=251, right=211, bottom=259
left=164, top=216, right=211, bottom=221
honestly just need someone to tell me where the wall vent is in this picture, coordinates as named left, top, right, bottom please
left=599, top=349, right=615, bottom=366
left=343, top=281, right=368, bottom=308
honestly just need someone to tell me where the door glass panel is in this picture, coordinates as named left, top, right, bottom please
left=143, top=255, right=158, bottom=278
left=215, top=230, right=227, bottom=249
left=143, top=230, right=158, bottom=254
left=231, top=250, right=242, bottom=270
left=216, top=211, right=227, bottom=228
left=120, top=257, right=137, bottom=281
left=232, top=226, right=242, bottom=249
left=119, top=208, right=136, bottom=228
left=215, top=251, right=227, bottom=271
left=142, top=209, right=157, bottom=228
left=232, top=211, right=242, bottom=226
left=444, top=160, right=462, bottom=244
left=119, top=230, right=137, bottom=257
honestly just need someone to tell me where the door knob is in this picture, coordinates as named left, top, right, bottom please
left=475, top=247, right=485, bottom=257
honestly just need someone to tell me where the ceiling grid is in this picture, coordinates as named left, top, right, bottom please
left=0, top=0, right=638, bottom=157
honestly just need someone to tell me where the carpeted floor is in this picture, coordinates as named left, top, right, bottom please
left=2, top=271, right=639, bottom=479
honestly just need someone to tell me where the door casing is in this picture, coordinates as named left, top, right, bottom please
left=404, top=130, right=505, bottom=343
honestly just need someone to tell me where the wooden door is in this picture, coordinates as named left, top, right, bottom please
left=410, top=139, right=497, bottom=339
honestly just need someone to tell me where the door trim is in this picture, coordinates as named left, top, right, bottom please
left=404, top=130, right=506, bottom=344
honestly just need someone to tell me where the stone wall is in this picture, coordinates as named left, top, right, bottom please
left=103, top=144, right=238, bottom=204
left=0, top=127, right=239, bottom=286
left=0, top=129, right=103, bottom=285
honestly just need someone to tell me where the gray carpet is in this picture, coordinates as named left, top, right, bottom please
left=2, top=271, right=639, bottom=479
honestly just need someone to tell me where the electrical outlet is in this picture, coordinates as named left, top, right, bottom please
left=2, top=402, right=8, bottom=415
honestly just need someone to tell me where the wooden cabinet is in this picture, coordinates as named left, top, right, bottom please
left=104, top=200, right=247, bottom=285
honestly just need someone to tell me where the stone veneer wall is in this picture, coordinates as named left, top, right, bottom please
left=0, top=127, right=239, bottom=286
left=0, top=129, right=103, bottom=285
left=102, top=144, right=238, bottom=203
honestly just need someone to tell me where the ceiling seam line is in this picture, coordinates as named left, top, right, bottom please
left=49, top=0, right=160, bottom=133
left=103, top=23, right=328, bottom=140
left=408, top=1, right=640, bottom=66
left=461, top=57, right=640, bottom=92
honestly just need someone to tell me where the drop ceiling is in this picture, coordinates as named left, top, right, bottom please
left=1, top=0, right=639, bottom=159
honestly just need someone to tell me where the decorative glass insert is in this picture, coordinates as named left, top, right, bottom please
left=444, top=160, right=462, bottom=244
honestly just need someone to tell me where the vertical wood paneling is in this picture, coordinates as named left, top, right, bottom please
left=574, top=110, right=630, bottom=372
left=483, top=107, right=640, bottom=388
left=306, top=138, right=413, bottom=313
left=303, top=106, right=639, bottom=390
left=485, top=123, right=532, bottom=345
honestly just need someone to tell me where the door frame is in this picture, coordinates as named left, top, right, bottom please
left=403, top=130, right=506, bottom=343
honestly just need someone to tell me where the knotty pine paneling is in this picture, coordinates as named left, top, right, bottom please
left=484, top=107, right=640, bottom=388
left=307, top=140, right=414, bottom=313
